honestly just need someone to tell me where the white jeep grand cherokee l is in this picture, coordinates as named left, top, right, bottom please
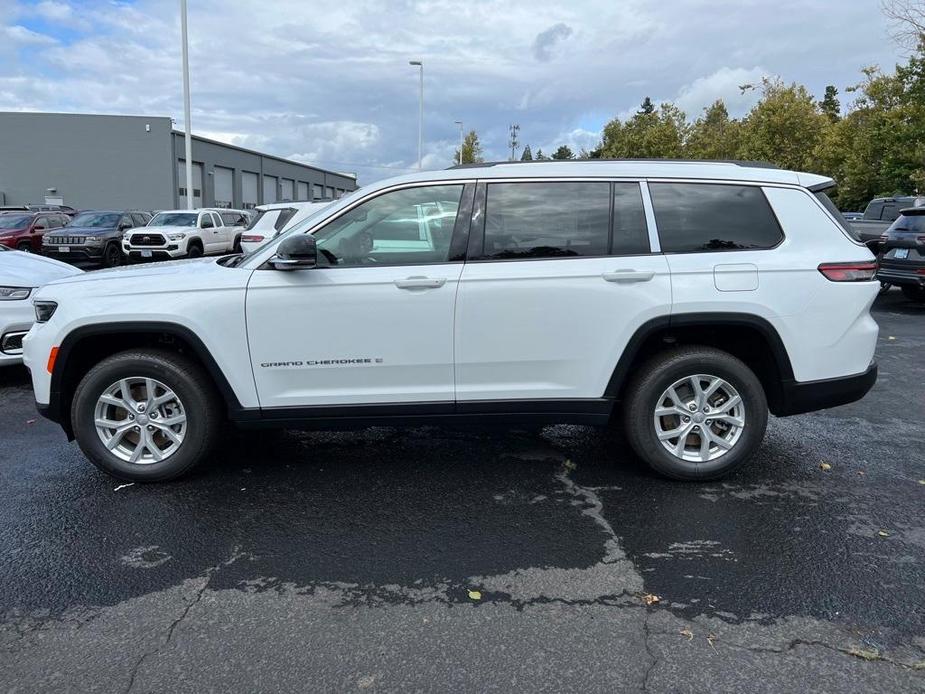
left=23, top=160, right=879, bottom=482
left=122, top=209, right=248, bottom=261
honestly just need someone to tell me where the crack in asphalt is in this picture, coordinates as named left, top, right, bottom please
left=641, top=610, right=659, bottom=692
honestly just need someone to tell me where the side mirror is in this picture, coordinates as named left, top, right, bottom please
left=33, top=224, right=46, bottom=232
left=120, top=223, right=132, bottom=231
left=270, top=234, right=317, bottom=270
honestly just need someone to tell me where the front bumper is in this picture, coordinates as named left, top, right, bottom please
left=43, top=247, right=105, bottom=265
left=776, top=363, right=878, bottom=417
left=123, top=244, right=182, bottom=261
left=0, top=300, right=35, bottom=366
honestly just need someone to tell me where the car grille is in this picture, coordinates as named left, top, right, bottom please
left=129, top=233, right=166, bottom=246
left=44, top=235, right=86, bottom=245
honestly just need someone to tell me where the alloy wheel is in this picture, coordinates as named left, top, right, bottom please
left=93, top=377, right=188, bottom=464
left=653, top=374, right=745, bottom=463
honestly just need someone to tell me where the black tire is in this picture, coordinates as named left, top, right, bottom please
left=187, top=243, right=203, bottom=258
left=102, top=242, right=122, bottom=268
left=16, top=241, right=32, bottom=253
left=900, top=285, right=925, bottom=303
left=622, top=346, right=768, bottom=481
left=232, top=235, right=242, bottom=253
left=71, top=349, right=222, bottom=482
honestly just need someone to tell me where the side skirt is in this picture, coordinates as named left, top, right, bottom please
left=230, top=399, right=614, bottom=430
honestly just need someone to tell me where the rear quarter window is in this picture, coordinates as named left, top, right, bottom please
left=650, top=183, right=783, bottom=252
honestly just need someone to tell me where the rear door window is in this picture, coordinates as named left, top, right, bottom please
left=612, top=183, right=650, bottom=255
left=650, top=183, right=783, bottom=252
left=481, top=182, right=610, bottom=259
left=814, top=190, right=861, bottom=241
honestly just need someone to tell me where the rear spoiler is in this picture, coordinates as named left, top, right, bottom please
left=807, top=180, right=837, bottom=193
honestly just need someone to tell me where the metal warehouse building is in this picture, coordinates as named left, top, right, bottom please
left=0, top=112, right=357, bottom=211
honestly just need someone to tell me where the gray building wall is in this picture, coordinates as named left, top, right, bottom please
left=0, top=112, right=175, bottom=209
left=0, top=112, right=358, bottom=211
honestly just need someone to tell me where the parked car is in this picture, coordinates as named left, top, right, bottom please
left=876, top=207, right=925, bottom=302
left=0, top=249, right=82, bottom=366
left=0, top=204, right=77, bottom=215
left=850, top=195, right=924, bottom=244
left=24, top=160, right=879, bottom=483
left=42, top=210, right=152, bottom=268
left=240, top=201, right=333, bottom=253
left=0, top=211, right=71, bottom=253
left=121, top=208, right=247, bottom=261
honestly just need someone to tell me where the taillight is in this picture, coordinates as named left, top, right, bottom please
left=917, top=235, right=925, bottom=243
left=818, top=262, right=878, bottom=282
left=241, top=234, right=264, bottom=243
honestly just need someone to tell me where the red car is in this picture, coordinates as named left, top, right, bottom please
left=0, top=211, right=70, bottom=253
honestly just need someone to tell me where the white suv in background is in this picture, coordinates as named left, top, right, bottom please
left=122, top=209, right=249, bottom=261
left=239, top=201, right=333, bottom=254
left=23, top=160, right=879, bottom=482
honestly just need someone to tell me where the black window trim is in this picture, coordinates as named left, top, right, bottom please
left=466, top=178, right=654, bottom=263
left=646, top=179, right=786, bottom=255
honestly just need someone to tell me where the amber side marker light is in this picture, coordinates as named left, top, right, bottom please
left=46, top=346, right=59, bottom=374
left=817, top=262, right=878, bottom=282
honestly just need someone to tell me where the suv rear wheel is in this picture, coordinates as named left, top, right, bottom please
left=71, top=349, right=222, bottom=481
left=622, top=346, right=768, bottom=481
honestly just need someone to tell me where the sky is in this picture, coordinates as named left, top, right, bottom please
left=0, top=0, right=907, bottom=184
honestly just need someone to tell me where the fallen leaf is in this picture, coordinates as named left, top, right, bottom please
left=888, top=336, right=896, bottom=341
left=642, top=593, right=660, bottom=606
left=918, top=480, right=925, bottom=485
left=113, top=483, right=134, bottom=492
left=820, top=462, right=831, bottom=471
left=563, top=459, right=576, bottom=472
left=706, top=634, right=718, bottom=652
left=848, top=647, right=881, bottom=661
left=467, top=590, right=482, bottom=601
left=878, top=530, right=890, bottom=537
left=26, top=419, right=36, bottom=425
left=680, top=627, right=694, bottom=641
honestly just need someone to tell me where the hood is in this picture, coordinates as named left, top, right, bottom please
left=130, top=225, right=196, bottom=234
left=0, top=250, right=84, bottom=287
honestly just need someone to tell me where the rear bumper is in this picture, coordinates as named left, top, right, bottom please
left=776, top=363, right=877, bottom=417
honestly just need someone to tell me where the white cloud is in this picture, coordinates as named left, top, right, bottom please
left=1, top=24, right=57, bottom=45
left=674, top=66, right=767, bottom=119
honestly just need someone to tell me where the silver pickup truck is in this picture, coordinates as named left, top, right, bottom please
left=850, top=196, right=922, bottom=243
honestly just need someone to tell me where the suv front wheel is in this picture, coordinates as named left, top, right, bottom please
left=71, top=349, right=222, bottom=481
left=622, top=346, right=768, bottom=481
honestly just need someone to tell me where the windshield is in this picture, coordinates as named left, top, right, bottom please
left=886, top=213, right=925, bottom=234
left=814, top=191, right=861, bottom=242
left=150, top=212, right=197, bottom=227
left=70, top=212, right=120, bottom=228
left=0, top=214, right=30, bottom=229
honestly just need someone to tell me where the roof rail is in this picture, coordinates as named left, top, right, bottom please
left=447, top=158, right=780, bottom=170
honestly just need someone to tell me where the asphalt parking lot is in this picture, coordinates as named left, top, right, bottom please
left=1, top=290, right=923, bottom=693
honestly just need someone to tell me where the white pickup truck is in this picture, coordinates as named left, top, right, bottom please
left=122, top=209, right=249, bottom=261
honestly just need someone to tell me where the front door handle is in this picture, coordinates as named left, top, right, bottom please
left=602, top=270, right=655, bottom=283
left=394, top=277, right=446, bottom=290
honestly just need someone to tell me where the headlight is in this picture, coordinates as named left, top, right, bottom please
left=167, top=232, right=187, bottom=241
left=0, top=287, right=31, bottom=301
left=34, top=301, right=58, bottom=323
left=84, top=237, right=102, bottom=246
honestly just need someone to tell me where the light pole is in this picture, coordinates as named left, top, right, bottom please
left=409, top=60, right=423, bottom=170
left=180, top=0, right=193, bottom=209
left=454, top=120, right=463, bottom=165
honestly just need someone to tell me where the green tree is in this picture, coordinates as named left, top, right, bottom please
left=534, top=148, right=550, bottom=160
left=552, top=145, right=574, bottom=160
left=686, top=100, right=742, bottom=159
left=455, top=130, right=484, bottom=164
left=597, top=102, right=689, bottom=158
left=736, top=78, right=828, bottom=172
left=520, top=144, right=533, bottom=161
left=819, top=85, right=841, bottom=122
left=637, top=96, right=655, bottom=115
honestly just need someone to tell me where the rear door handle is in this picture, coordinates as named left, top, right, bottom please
left=601, top=270, right=655, bottom=283
left=394, top=277, right=446, bottom=290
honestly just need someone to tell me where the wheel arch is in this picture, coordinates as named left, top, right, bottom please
left=605, top=313, right=796, bottom=416
left=49, top=322, right=245, bottom=438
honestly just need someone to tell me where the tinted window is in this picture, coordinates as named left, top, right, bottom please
left=120, top=215, right=135, bottom=229
left=200, top=215, right=214, bottom=229
left=882, top=204, right=900, bottom=221
left=887, top=212, right=925, bottom=233
left=0, top=214, right=30, bottom=228
left=650, top=183, right=783, bottom=252
left=612, top=183, right=650, bottom=255
left=275, top=208, right=296, bottom=231
left=151, top=212, right=197, bottom=227
left=483, top=182, right=610, bottom=259
left=814, top=191, right=860, bottom=241
left=131, top=213, right=148, bottom=227
left=314, top=185, right=463, bottom=267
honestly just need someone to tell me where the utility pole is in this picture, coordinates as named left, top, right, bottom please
left=454, top=120, right=463, bottom=164
left=409, top=60, right=424, bottom=170
left=180, top=0, right=193, bottom=209
left=508, top=123, right=520, bottom=161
